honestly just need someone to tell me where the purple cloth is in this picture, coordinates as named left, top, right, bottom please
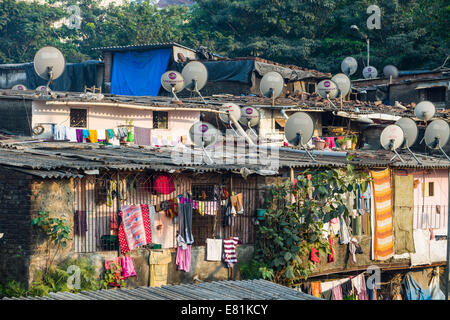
left=76, top=129, right=84, bottom=143
left=134, top=126, right=151, bottom=146
left=332, top=285, right=343, bottom=300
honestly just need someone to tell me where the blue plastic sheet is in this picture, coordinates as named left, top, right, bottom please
left=111, top=49, right=172, bottom=96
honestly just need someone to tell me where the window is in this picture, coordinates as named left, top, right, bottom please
left=306, top=83, right=316, bottom=94
left=153, top=111, right=168, bottom=129
left=424, top=181, right=435, bottom=197
left=70, top=108, right=87, bottom=127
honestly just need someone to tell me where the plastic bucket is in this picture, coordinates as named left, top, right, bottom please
left=256, top=209, right=266, bottom=221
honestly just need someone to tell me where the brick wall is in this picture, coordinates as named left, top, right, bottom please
left=0, top=168, right=33, bottom=285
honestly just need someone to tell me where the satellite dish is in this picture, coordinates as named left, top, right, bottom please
left=12, top=84, right=27, bottom=91
left=396, top=117, right=421, bottom=164
left=395, top=118, right=418, bottom=149
left=341, top=57, right=358, bottom=76
left=284, top=112, right=316, bottom=161
left=316, top=80, right=339, bottom=99
left=331, top=73, right=351, bottom=97
left=260, top=72, right=284, bottom=103
left=35, top=86, right=47, bottom=92
left=161, top=71, right=184, bottom=102
left=239, top=107, right=260, bottom=127
left=383, top=65, right=399, bottom=79
left=414, top=101, right=435, bottom=121
left=189, top=121, right=218, bottom=164
left=182, top=61, right=208, bottom=103
left=33, top=46, right=66, bottom=92
left=218, top=103, right=241, bottom=123
left=363, top=66, right=378, bottom=79
left=380, top=124, right=405, bottom=162
left=424, top=119, right=450, bottom=161
left=239, top=106, right=260, bottom=141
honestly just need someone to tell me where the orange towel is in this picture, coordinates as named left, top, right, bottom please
left=370, top=168, right=394, bottom=261
left=311, top=282, right=322, bottom=298
left=88, top=130, right=98, bottom=143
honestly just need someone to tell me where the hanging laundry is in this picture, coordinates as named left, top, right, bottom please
left=332, top=285, right=343, bottom=300
left=97, top=129, right=106, bottom=142
left=148, top=205, right=175, bottom=249
left=339, top=215, right=350, bottom=244
left=176, top=234, right=191, bottom=272
left=328, top=236, right=335, bottom=263
left=206, top=238, right=223, bottom=261
left=394, top=174, right=415, bottom=254
left=120, top=256, right=137, bottom=278
left=117, top=127, right=128, bottom=139
left=178, top=197, right=194, bottom=245
left=403, top=272, right=432, bottom=300
left=106, top=180, right=117, bottom=207
left=118, top=204, right=152, bottom=254
left=329, top=217, right=340, bottom=236
left=351, top=274, right=369, bottom=300
left=349, top=237, right=363, bottom=263
left=64, top=126, right=77, bottom=142
left=134, top=126, right=152, bottom=146
left=75, top=129, right=84, bottom=143
left=370, top=168, right=394, bottom=261
left=223, top=203, right=234, bottom=227
left=82, top=129, right=90, bottom=139
left=88, top=129, right=98, bottom=143
left=320, top=289, right=333, bottom=300
left=110, top=213, right=119, bottom=236
left=53, top=124, right=66, bottom=141
left=74, top=210, right=87, bottom=236
left=230, top=193, right=244, bottom=214
left=204, top=201, right=218, bottom=216
left=150, top=174, right=175, bottom=195
left=223, top=237, right=239, bottom=268
left=310, top=247, right=320, bottom=263
left=127, top=129, right=134, bottom=142
left=167, top=198, right=178, bottom=218
left=311, top=282, right=322, bottom=298
left=341, top=279, right=353, bottom=297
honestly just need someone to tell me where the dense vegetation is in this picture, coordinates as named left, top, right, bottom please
left=0, top=0, right=448, bottom=73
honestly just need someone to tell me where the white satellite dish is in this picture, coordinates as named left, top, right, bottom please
left=380, top=124, right=405, bottom=162
left=182, top=61, right=208, bottom=103
left=414, top=101, right=435, bottom=122
left=35, top=85, right=47, bottom=92
left=260, top=72, right=284, bottom=104
left=218, top=103, right=255, bottom=144
left=284, top=112, right=316, bottom=161
left=424, top=119, right=450, bottom=161
left=316, top=80, right=339, bottom=108
left=331, top=73, right=351, bottom=97
left=383, top=65, right=399, bottom=79
left=239, top=106, right=260, bottom=140
left=395, top=117, right=421, bottom=164
left=161, top=71, right=184, bottom=102
left=12, top=84, right=27, bottom=91
left=189, top=121, right=219, bottom=164
left=33, top=46, right=66, bottom=93
left=341, top=57, right=358, bottom=76
left=363, top=66, right=378, bottom=79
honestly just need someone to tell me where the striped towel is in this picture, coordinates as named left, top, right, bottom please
left=370, top=168, right=394, bottom=260
left=223, top=237, right=239, bottom=267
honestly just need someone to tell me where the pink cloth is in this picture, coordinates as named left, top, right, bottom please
left=121, top=256, right=137, bottom=278
left=118, top=204, right=152, bottom=254
left=325, top=137, right=336, bottom=148
left=176, top=245, right=192, bottom=272
left=332, top=285, right=343, bottom=300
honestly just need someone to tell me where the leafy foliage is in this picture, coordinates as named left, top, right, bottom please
left=0, top=280, right=28, bottom=298
left=251, top=164, right=369, bottom=287
left=100, top=263, right=125, bottom=289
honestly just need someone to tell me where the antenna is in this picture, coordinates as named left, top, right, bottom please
left=12, top=84, right=27, bottom=91
left=189, top=121, right=219, bottom=164
left=331, top=73, right=351, bottom=107
left=383, top=65, right=399, bottom=84
left=362, top=66, right=378, bottom=79
left=414, top=101, right=436, bottom=122
left=182, top=61, right=208, bottom=104
left=341, top=57, right=358, bottom=76
left=424, top=119, right=450, bottom=161
left=395, top=117, right=421, bottom=165
left=380, top=124, right=405, bottom=163
left=161, top=71, right=185, bottom=103
left=33, top=46, right=66, bottom=94
left=316, top=79, right=339, bottom=108
left=284, top=112, right=316, bottom=162
left=260, top=72, right=284, bottom=106
left=239, top=106, right=260, bottom=140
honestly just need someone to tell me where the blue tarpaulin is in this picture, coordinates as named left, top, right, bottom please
left=111, top=49, right=172, bottom=96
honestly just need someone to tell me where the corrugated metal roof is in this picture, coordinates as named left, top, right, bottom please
left=92, top=42, right=196, bottom=53
left=3, top=279, right=320, bottom=300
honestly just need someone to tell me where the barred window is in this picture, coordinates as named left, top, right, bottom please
left=70, top=108, right=87, bottom=127
left=153, top=111, right=168, bottom=129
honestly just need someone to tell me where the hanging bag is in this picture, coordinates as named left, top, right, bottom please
left=121, top=255, right=137, bottom=278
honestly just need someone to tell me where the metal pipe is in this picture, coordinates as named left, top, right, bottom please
left=279, top=146, right=348, bottom=157
left=229, top=114, right=255, bottom=146
left=280, top=109, right=289, bottom=120
left=367, top=38, right=370, bottom=66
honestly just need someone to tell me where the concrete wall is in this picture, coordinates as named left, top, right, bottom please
left=31, top=100, right=200, bottom=145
